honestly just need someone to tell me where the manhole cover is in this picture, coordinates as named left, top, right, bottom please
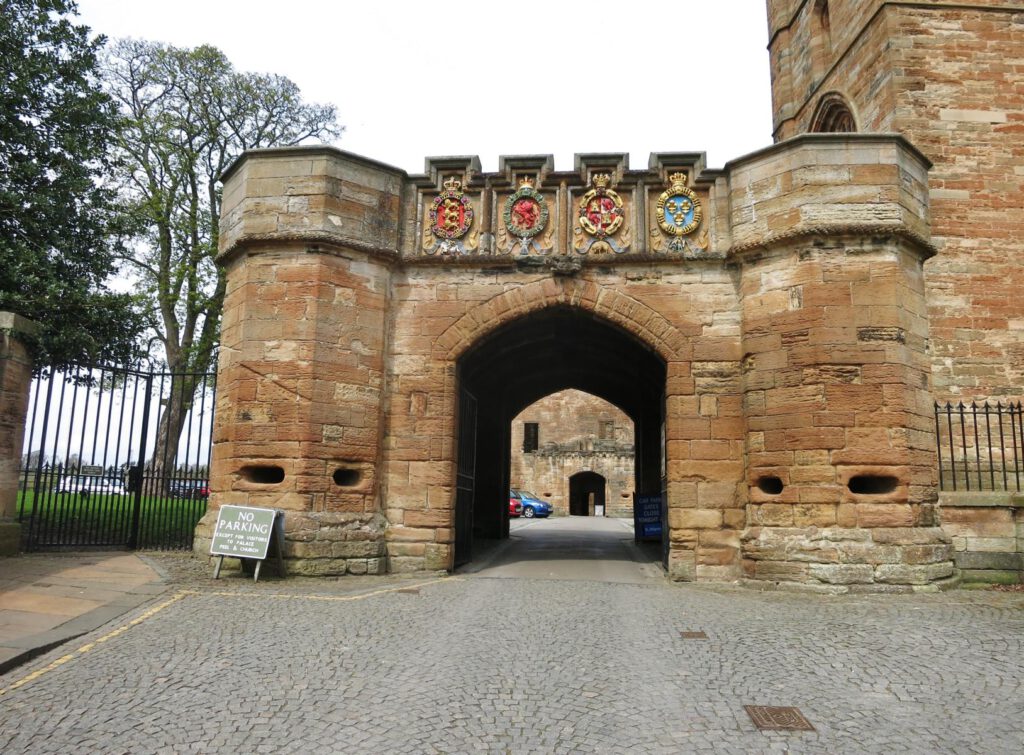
left=744, top=706, right=815, bottom=731
left=680, top=631, right=708, bottom=639
left=397, top=588, right=420, bottom=595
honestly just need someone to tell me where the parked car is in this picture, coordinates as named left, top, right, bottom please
left=510, top=489, right=552, bottom=518
left=509, top=496, right=523, bottom=517
left=54, top=476, right=125, bottom=496
left=168, top=479, right=209, bottom=499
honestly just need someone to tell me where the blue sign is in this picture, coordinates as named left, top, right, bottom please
left=634, top=494, right=663, bottom=542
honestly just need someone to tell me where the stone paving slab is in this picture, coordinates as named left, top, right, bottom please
left=0, top=553, right=165, bottom=673
left=0, top=569, right=1022, bottom=753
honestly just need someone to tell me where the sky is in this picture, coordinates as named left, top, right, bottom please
left=75, top=0, right=776, bottom=175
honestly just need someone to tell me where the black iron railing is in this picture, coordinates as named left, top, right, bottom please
left=17, top=362, right=216, bottom=550
left=934, top=401, right=1023, bottom=492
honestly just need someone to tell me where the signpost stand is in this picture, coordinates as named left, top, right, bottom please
left=633, top=494, right=663, bottom=542
left=210, top=505, right=286, bottom=582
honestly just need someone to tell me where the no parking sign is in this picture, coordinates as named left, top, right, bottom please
left=210, top=505, right=285, bottom=581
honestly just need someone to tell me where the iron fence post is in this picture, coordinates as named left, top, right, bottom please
left=128, top=371, right=154, bottom=550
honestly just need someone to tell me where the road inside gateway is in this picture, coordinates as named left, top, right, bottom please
left=461, top=515, right=664, bottom=584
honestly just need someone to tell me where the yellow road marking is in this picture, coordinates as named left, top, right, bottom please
left=0, top=577, right=457, bottom=696
left=0, top=590, right=190, bottom=697
left=198, top=576, right=460, bottom=601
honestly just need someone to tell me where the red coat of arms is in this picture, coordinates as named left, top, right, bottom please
left=430, top=177, right=474, bottom=241
left=503, top=178, right=549, bottom=253
left=578, top=174, right=624, bottom=239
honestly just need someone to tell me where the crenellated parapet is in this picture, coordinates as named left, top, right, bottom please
left=217, top=146, right=406, bottom=264
left=402, top=151, right=718, bottom=261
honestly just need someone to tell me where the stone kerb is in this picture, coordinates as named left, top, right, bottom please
left=0, top=312, right=39, bottom=555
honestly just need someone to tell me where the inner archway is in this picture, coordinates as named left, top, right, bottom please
left=454, top=305, right=666, bottom=567
left=509, top=389, right=635, bottom=518
left=569, top=471, right=606, bottom=516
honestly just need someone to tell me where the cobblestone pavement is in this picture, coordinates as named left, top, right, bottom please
left=1, top=521, right=1023, bottom=753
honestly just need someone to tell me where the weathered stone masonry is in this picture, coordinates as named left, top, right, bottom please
left=766, top=0, right=1024, bottom=582
left=193, top=135, right=957, bottom=591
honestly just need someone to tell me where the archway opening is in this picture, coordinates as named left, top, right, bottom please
left=454, top=306, right=666, bottom=568
left=569, top=471, right=607, bottom=516
left=510, top=389, right=635, bottom=518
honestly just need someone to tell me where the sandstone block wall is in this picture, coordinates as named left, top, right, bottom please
left=768, top=0, right=1024, bottom=399
left=0, top=313, right=38, bottom=555
left=766, top=0, right=1024, bottom=582
left=194, top=150, right=404, bottom=575
left=939, top=493, right=1024, bottom=584
left=727, top=134, right=952, bottom=591
left=203, top=136, right=956, bottom=590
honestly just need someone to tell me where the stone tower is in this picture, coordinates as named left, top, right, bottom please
left=766, top=0, right=1024, bottom=583
left=767, top=0, right=1024, bottom=399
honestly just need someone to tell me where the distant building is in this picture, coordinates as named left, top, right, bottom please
left=510, top=390, right=635, bottom=518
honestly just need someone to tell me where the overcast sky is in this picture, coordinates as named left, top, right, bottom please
left=75, top=0, right=775, bottom=175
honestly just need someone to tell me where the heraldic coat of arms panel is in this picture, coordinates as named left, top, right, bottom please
left=411, top=154, right=713, bottom=260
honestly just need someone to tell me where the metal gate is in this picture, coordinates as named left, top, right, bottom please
left=17, top=363, right=216, bottom=550
left=453, top=388, right=477, bottom=567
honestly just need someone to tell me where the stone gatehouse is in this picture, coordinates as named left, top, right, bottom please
left=193, top=0, right=1024, bottom=590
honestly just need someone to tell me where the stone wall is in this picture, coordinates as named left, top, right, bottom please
left=0, top=313, right=38, bottom=555
left=510, top=390, right=635, bottom=517
left=939, top=492, right=1024, bottom=584
left=193, top=150, right=404, bottom=576
left=202, top=134, right=956, bottom=590
left=766, top=0, right=1024, bottom=583
left=727, top=135, right=953, bottom=591
left=767, top=0, right=1024, bottom=400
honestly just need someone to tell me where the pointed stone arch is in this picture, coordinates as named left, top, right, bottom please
left=433, top=277, right=694, bottom=364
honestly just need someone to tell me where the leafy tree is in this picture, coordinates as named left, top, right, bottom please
left=102, top=39, right=341, bottom=469
left=0, top=0, right=144, bottom=369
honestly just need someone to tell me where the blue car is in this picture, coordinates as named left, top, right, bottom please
left=510, top=489, right=552, bottom=518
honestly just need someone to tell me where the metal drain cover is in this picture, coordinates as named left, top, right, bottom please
left=744, top=706, right=815, bottom=731
left=397, top=588, right=420, bottom=595
left=679, top=631, right=708, bottom=639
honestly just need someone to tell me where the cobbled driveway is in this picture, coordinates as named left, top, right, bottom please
left=1, top=518, right=1022, bottom=754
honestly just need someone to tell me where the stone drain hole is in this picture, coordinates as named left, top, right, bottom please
left=847, top=475, right=898, bottom=495
left=756, top=476, right=784, bottom=495
left=241, top=465, right=285, bottom=484
left=333, top=468, right=361, bottom=486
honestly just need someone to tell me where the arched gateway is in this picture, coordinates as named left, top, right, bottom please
left=569, top=472, right=607, bottom=517
left=194, top=143, right=955, bottom=590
